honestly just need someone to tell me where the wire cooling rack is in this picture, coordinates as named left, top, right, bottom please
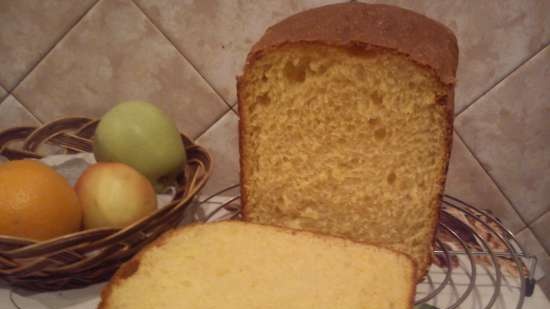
left=198, top=185, right=537, bottom=309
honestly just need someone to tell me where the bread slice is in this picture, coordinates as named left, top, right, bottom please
left=99, top=221, right=415, bottom=309
left=238, top=3, right=458, bottom=280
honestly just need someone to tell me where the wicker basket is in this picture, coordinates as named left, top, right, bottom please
left=0, top=117, right=211, bottom=291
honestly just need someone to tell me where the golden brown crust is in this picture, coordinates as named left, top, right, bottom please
left=246, top=3, right=458, bottom=85
left=237, top=81, right=250, bottom=219
left=416, top=89, right=454, bottom=282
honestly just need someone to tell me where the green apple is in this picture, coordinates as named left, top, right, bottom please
left=75, top=162, right=157, bottom=229
left=94, top=101, right=186, bottom=190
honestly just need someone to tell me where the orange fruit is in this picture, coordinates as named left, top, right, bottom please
left=0, top=160, right=82, bottom=240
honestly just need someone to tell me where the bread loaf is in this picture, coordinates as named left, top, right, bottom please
left=99, top=221, right=415, bottom=309
left=238, top=3, right=458, bottom=279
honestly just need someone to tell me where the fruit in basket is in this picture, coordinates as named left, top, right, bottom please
left=75, top=162, right=157, bottom=229
left=0, top=160, right=82, bottom=240
left=93, top=101, right=186, bottom=191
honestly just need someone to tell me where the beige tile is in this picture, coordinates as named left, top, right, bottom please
left=531, top=211, right=550, bottom=254
left=134, top=0, right=334, bottom=105
left=196, top=110, right=240, bottom=197
left=455, top=47, right=550, bottom=223
left=135, top=0, right=549, bottom=112
left=445, top=133, right=525, bottom=233
left=0, top=95, right=40, bottom=132
left=13, top=0, right=228, bottom=139
left=516, top=228, right=550, bottom=298
left=0, top=0, right=97, bottom=90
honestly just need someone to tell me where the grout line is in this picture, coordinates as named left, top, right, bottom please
left=194, top=107, right=233, bottom=141
left=516, top=226, right=528, bottom=236
left=453, top=130, right=530, bottom=230
left=6, top=0, right=101, bottom=124
left=514, top=226, right=550, bottom=257
left=529, top=209, right=550, bottom=256
left=9, top=92, right=45, bottom=124
left=6, top=0, right=101, bottom=95
left=455, top=44, right=549, bottom=117
left=230, top=104, right=239, bottom=116
left=130, top=0, right=234, bottom=110
left=529, top=208, right=550, bottom=226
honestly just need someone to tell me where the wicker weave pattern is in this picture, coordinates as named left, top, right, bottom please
left=0, top=118, right=211, bottom=291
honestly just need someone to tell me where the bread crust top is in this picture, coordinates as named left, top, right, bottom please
left=246, top=2, right=458, bottom=85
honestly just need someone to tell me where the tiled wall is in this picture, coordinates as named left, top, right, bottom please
left=0, top=0, right=549, bottom=295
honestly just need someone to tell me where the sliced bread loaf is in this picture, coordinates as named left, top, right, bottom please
left=99, top=221, right=415, bottom=309
left=238, top=3, right=458, bottom=279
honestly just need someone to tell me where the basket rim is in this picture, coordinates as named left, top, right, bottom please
left=0, top=117, right=212, bottom=251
